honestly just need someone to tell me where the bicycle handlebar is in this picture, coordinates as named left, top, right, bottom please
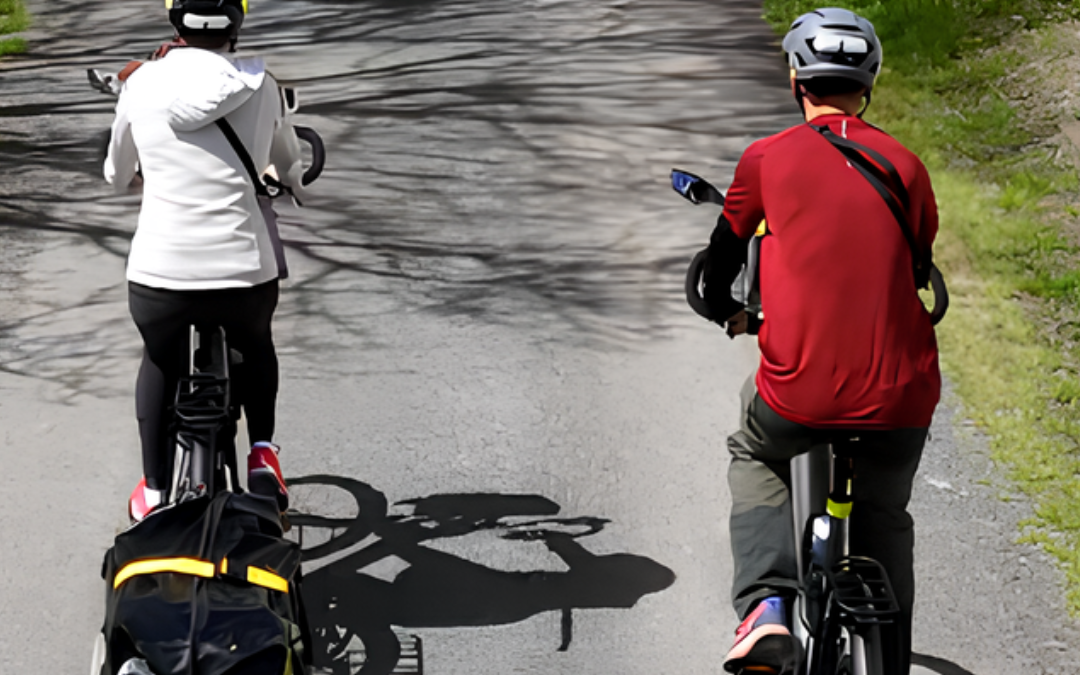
left=687, top=247, right=949, bottom=329
left=87, top=70, right=327, bottom=188
left=293, top=126, right=326, bottom=186
left=928, top=264, right=948, bottom=325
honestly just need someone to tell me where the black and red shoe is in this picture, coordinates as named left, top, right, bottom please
left=128, top=477, right=163, bottom=523
left=247, top=441, right=289, bottom=512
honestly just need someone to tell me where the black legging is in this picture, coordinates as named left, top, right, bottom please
left=128, top=280, right=279, bottom=491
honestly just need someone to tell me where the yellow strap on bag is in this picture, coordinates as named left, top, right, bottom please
left=113, top=557, right=215, bottom=589
left=114, top=557, right=289, bottom=593
left=247, top=566, right=290, bottom=593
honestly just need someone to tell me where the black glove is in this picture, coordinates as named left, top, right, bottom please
left=702, top=214, right=749, bottom=325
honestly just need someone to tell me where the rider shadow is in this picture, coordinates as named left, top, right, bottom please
left=287, top=475, right=677, bottom=675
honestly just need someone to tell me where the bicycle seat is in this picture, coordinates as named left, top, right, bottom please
left=826, top=431, right=894, bottom=458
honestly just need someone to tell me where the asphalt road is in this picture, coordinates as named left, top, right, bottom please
left=1, top=0, right=1078, bottom=673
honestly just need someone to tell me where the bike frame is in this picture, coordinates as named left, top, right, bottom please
left=167, top=324, right=242, bottom=505
left=790, top=444, right=901, bottom=675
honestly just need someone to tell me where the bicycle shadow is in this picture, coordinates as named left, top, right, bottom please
left=287, top=474, right=676, bottom=675
left=911, top=653, right=977, bottom=675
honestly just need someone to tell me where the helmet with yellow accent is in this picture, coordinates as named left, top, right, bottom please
left=166, top=0, right=248, bottom=46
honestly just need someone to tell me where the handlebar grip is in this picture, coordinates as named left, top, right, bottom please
left=928, top=264, right=948, bottom=325
left=294, top=126, right=326, bottom=186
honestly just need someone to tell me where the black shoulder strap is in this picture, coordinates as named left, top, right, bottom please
left=811, top=124, right=931, bottom=289
left=216, top=118, right=271, bottom=198
left=817, top=128, right=911, bottom=207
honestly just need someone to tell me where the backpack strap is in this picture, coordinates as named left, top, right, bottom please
left=816, top=128, right=911, bottom=207
left=810, top=124, right=931, bottom=289
left=216, top=118, right=291, bottom=278
left=216, top=118, right=272, bottom=198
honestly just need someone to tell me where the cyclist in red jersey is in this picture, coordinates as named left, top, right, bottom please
left=705, top=9, right=941, bottom=675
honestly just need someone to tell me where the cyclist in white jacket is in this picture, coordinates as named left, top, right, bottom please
left=105, top=0, right=304, bottom=520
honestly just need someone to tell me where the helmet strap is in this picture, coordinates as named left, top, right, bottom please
left=793, top=79, right=808, bottom=120
left=857, top=90, right=872, bottom=118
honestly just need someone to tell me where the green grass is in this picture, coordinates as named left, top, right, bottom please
left=763, top=0, right=1080, bottom=611
left=0, top=0, right=28, bottom=56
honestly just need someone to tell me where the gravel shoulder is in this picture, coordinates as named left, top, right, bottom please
left=912, top=385, right=1080, bottom=673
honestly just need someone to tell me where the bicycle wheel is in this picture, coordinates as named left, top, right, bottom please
left=835, top=653, right=855, bottom=675
left=847, top=627, right=884, bottom=675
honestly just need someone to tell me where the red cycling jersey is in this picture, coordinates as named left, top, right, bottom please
left=721, top=113, right=940, bottom=429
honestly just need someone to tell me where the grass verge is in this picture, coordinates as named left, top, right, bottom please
left=0, top=0, right=29, bottom=56
left=762, top=1, right=1080, bottom=611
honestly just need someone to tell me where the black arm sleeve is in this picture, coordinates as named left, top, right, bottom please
left=702, top=214, right=749, bottom=322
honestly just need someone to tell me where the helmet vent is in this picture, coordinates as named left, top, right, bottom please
left=806, top=35, right=870, bottom=67
left=812, top=34, right=868, bottom=54
left=183, top=13, right=231, bottom=29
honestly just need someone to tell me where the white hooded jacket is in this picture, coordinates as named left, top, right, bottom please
left=105, top=47, right=307, bottom=290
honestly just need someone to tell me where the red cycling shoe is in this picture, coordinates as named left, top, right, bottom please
left=247, top=441, right=289, bottom=512
left=128, top=477, right=163, bottom=523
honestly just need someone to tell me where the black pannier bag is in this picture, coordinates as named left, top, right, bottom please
left=98, top=492, right=307, bottom=675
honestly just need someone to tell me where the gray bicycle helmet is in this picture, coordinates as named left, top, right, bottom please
left=782, top=8, right=881, bottom=92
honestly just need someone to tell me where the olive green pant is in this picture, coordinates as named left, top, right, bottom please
left=728, top=375, right=927, bottom=675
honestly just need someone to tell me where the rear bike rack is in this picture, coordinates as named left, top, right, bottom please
left=829, top=556, right=900, bottom=626
left=169, top=326, right=240, bottom=502
left=174, top=371, right=231, bottom=429
left=792, top=445, right=905, bottom=675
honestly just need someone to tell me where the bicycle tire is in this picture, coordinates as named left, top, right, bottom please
left=844, top=624, right=894, bottom=675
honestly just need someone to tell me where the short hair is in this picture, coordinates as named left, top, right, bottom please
left=799, top=77, right=867, bottom=98
left=182, top=33, right=231, bottom=50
